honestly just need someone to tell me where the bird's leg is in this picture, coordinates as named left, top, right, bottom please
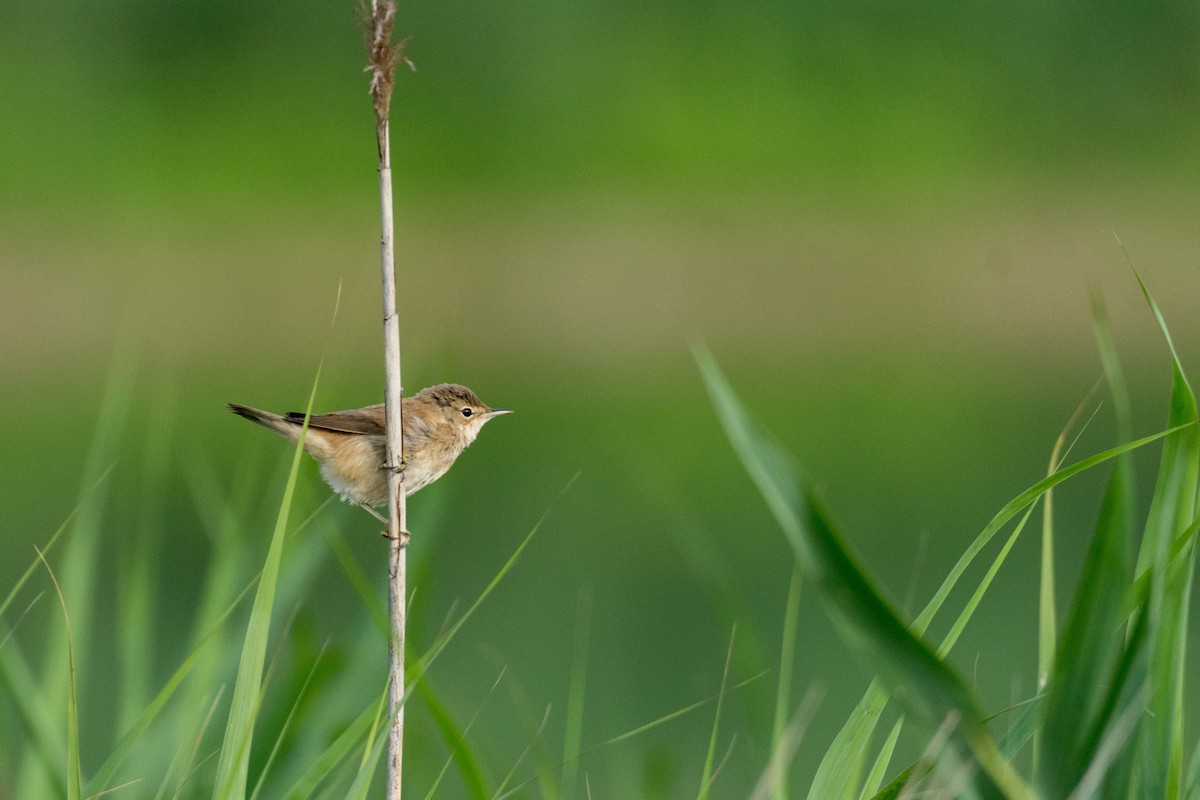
left=361, top=504, right=388, bottom=524
left=385, top=455, right=408, bottom=474
left=362, top=503, right=411, bottom=545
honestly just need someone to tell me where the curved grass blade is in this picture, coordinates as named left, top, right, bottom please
left=1037, top=456, right=1137, bottom=795
left=769, top=565, right=802, bottom=800
left=1128, top=268, right=1198, bottom=800
left=561, top=590, right=592, bottom=800
left=35, top=548, right=82, bottom=800
left=697, top=626, right=736, bottom=800
left=281, top=687, right=388, bottom=800
left=807, top=414, right=1184, bottom=798
left=496, top=673, right=766, bottom=800
left=213, top=335, right=331, bottom=799
left=86, top=580, right=256, bottom=796
left=248, top=641, right=331, bottom=800
left=419, top=677, right=491, bottom=800
left=859, top=717, right=902, bottom=799
left=751, top=689, right=822, bottom=800
left=697, top=346, right=1031, bottom=799
left=423, top=668, right=505, bottom=800
left=401, top=475, right=577, bottom=710
left=345, top=692, right=389, bottom=800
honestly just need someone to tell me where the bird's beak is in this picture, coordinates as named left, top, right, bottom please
left=485, top=408, right=514, bottom=418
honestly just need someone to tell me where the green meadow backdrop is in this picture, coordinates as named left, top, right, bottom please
left=3, top=1, right=1200, bottom=797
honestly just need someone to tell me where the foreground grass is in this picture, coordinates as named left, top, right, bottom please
left=700, top=274, right=1199, bottom=799
left=1, top=275, right=1198, bottom=798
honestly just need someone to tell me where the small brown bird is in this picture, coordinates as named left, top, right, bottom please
left=228, top=384, right=511, bottom=524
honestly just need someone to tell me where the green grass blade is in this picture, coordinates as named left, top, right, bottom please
left=423, top=668, right=505, bottom=800
left=1128, top=269, right=1198, bottom=800
left=772, top=565, right=802, bottom=800
left=751, top=689, right=822, bottom=800
left=808, top=680, right=885, bottom=800
left=697, top=626, right=736, bottom=800
left=152, top=688, right=221, bottom=800
left=997, top=696, right=1043, bottom=760
left=86, top=580, right=256, bottom=795
left=497, top=673, right=765, bottom=800
left=697, top=345, right=1029, bottom=799
left=0, top=466, right=114, bottom=624
left=859, top=716, right=902, bottom=799
left=345, top=718, right=389, bottom=800
left=213, top=370, right=324, bottom=799
left=1184, top=736, right=1200, bottom=800
left=1038, top=388, right=1101, bottom=696
left=1038, top=453, right=1137, bottom=795
left=867, top=763, right=922, bottom=800
left=0, top=629, right=67, bottom=797
left=402, top=476, right=575, bottom=709
left=560, top=590, right=592, bottom=800
left=816, top=415, right=1178, bottom=798
left=35, top=549, right=81, bottom=800
left=503, top=677, right=561, bottom=800
left=419, top=677, right=492, bottom=800
left=249, top=641, right=330, bottom=800
left=282, top=688, right=388, bottom=800
left=118, top=387, right=176, bottom=737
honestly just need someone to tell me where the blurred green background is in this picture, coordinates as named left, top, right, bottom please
left=3, top=0, right=1200, bottom=796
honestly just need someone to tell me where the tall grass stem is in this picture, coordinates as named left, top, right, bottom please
left=363, top=1, right=408, bottom=796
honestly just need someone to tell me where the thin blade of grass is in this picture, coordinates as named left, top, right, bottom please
left=860, top=717, right=904, bottom=799
left=1066, top=682, right=1152, bottom=800
left=1039, top=386, right=1102, bottom=695
left=423, top=668, right=505, bottom=800
left=493, top=706, right=553, bottom=800
left=401, top=475, right=576, bottom=710
left=1128, top=267, right=1198, bottom=800
left=118, top=387, right=176, bottom=739
left=495, top=673, right=765, bottom=800
left=810, top=422, right=1182, bottom=799
left=772, top=565, right=802, bottom=800
left=560, top=590, right=592, bottom=800
left=697, top=626, right=736, bottom=800
left=159, top=687, right=225, bottom=800
left=697, top=345, right=1030, bottom=799
left=20, top=351, right=135, bottom=798
left=345, top=691, right=390, bottom=800
left=282, top=687, right=388, bottom=800
left=504, top=677, right=561, bottom=800
left=85, top=579, right=256, bottom=795
left=809, top=679, right=887, bottom=800
left=727, top=339, right=1185, bottom=800
left=248, top=641, right=331, bottom=800
left=1185, top=737, right=1200, bottom=800
left=213, top=368, right=326, bottom=798
left=419, top=677, right=492, bottom=800
left=751, top=688, right=822, bottom=800
left=35, top=548, right=82, bottom=800
left=1037, top=456, right=1137, bottom=794
left=0, top=465, right=114, bottom=623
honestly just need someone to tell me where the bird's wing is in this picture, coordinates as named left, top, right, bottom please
left=285, top=404, right=386, bottom=436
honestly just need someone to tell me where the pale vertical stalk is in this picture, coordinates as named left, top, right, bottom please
left=381, top=128, right=407, bottom=800
left=364, top=2, right=408, bottom=797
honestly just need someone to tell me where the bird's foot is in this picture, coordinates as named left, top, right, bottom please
left=380, top=528, right=411, bottom=546
left=385, top=457, right=408, bottom=475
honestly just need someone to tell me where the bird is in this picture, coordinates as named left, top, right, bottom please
left=228, top=384, right=511, bottom=531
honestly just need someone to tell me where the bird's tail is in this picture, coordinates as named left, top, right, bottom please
left=227, top=403, right=304, bottom=445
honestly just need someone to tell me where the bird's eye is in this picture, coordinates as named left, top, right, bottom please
left=461, top=407, right=474, bottom=418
